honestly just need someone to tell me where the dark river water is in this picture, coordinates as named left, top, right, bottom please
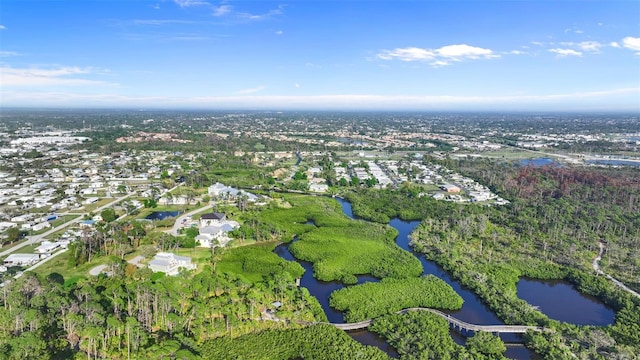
left=274, top=198, right=614, bottom=359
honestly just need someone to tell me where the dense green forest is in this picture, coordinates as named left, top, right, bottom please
left=370, top=311, right=507, bottom=360
left=200, top=325, right=388, bottom=359
left=3, top=110, right=640, bottom=360
left=346, top=162, right=640, bottom=359
left=329, top=276, right=463, bottom=322
left=0, top=258, right=322, bottom=359
left=248, top=195, right=423, bottom=284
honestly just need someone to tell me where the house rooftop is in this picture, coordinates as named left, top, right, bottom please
left=201, top=212, right=226, bottom=220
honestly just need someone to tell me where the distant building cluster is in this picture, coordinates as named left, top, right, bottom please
left=116, top=131, right=192, bottom=143
left=10, top=136, right=91, bottom=146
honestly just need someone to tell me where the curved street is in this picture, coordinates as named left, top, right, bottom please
left=164, top=204, right=213, bottom=236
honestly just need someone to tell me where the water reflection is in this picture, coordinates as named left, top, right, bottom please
left=517, top=278, right=615, bottom=326
left=275, top=198, right=539, bottom=359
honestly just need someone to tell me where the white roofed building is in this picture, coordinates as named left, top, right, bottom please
left=4, top=253, right=40, bottom=267
left=148, top=252, right=196, bottom=276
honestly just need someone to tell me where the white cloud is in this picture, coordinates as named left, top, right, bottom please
left=577, top=41, right=603, bottom=53
left=0, top=25, right=6, bottom=30
left=557, top=41, right=603, bottom=53
left=0, top=51, right=21, bottom=57
left=295, top=83, right=300, bottom=88
left=622, top=36, right=640, bottom=54
left=430, top=60, right=450, bottom=68
left=213, top=5, right=232, bottom=17
left=275, top=30, right=284, bottom=35
left=0, top=65, right=113, bottom=87
left=173, top=1, right=283, bottom=21
left=237, top=5, right=285, bottom=21
left=378, top=44, right=498, bottom=66
left=436, top=44, right=498, bottom=60
left=510, top=50, right=527, bottom=55
left=377, top=47, right=435, bottom=61
left=548, top=48, right=582, bottom=57
left=610, top=42, right=620, bottom=48
left=235, top=85, right=266, bottom=95
left=564, top=27, right=584, bottom=34
left=174, top=0, right=209, bottom=8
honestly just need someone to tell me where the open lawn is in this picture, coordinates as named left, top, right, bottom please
left=30, top=251, right=121, bottom=286
left=48, top=215, right=78, bottom=228
left=174, top=247, right=212, bottom=265
left=468, top=148, right=570, bottom=160
left=82, top=198, right=114, bottom=212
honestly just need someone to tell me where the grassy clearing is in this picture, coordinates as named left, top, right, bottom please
left=30, top=251, right=120, bottom=286
left=47, top=215, right=78, bottom=228
left=81, top=198, right=113, bottom=212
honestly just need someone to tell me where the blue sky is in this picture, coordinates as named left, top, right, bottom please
left=1, top=0, right=639, bottom=111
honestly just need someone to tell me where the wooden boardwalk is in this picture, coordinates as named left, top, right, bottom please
left=318, top=308, right=549, bottom=334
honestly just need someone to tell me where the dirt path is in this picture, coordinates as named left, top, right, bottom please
left=593, top=242, right=640, bottom=299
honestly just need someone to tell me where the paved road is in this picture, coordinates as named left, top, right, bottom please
left=165, top=204, right=213, bottom=236
left=89, top=264, right=109, bottom=276
left=13, top=249, right=69, bottom=279
left=0, top=192, right=139, bottom=258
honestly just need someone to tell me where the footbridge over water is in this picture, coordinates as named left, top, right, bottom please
left=316, top=308, right=550, bottom=335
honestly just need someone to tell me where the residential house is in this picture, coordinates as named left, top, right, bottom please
left=79, top=219, right=96, bottom=228
left=35, top=241, right=62, bottom=253
left=440, top=184, right=462, bottom=193
left=309, top=183, right=329, bottom=193
left=148, top=252, right=197, bottom=276
left=207, top=182, right=259, bottom=202
left=0, top=222, right=17, bottom=232
left=196, top=222, right=238, bottom=248
left=4, top=253, right=40, bottom=267
left=199, top=212, right=226, bottom=227
left=32, top=221, right=51, bottom=232
left=10, top=214, right=33, bottom=223
left=208, top=182, right=228, bottom=197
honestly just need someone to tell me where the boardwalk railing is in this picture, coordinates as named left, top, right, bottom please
left=307, top=308, right=550, bottom=334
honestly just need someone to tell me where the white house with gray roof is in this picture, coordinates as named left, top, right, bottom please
left=148, top=252, right=196, bottom=276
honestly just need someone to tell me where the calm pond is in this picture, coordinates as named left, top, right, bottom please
left=519, top=158, right=560, bottom=167
left=517, top=279, right=615, bottom=326
left=275, top=198, right=614, bottom=359
left=585, top=159, right=640, bottom=167
left=144, top=211, right=181, bottom=220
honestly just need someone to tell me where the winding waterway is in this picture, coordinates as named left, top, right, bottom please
left=276, top=198, right=556, bottom=359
